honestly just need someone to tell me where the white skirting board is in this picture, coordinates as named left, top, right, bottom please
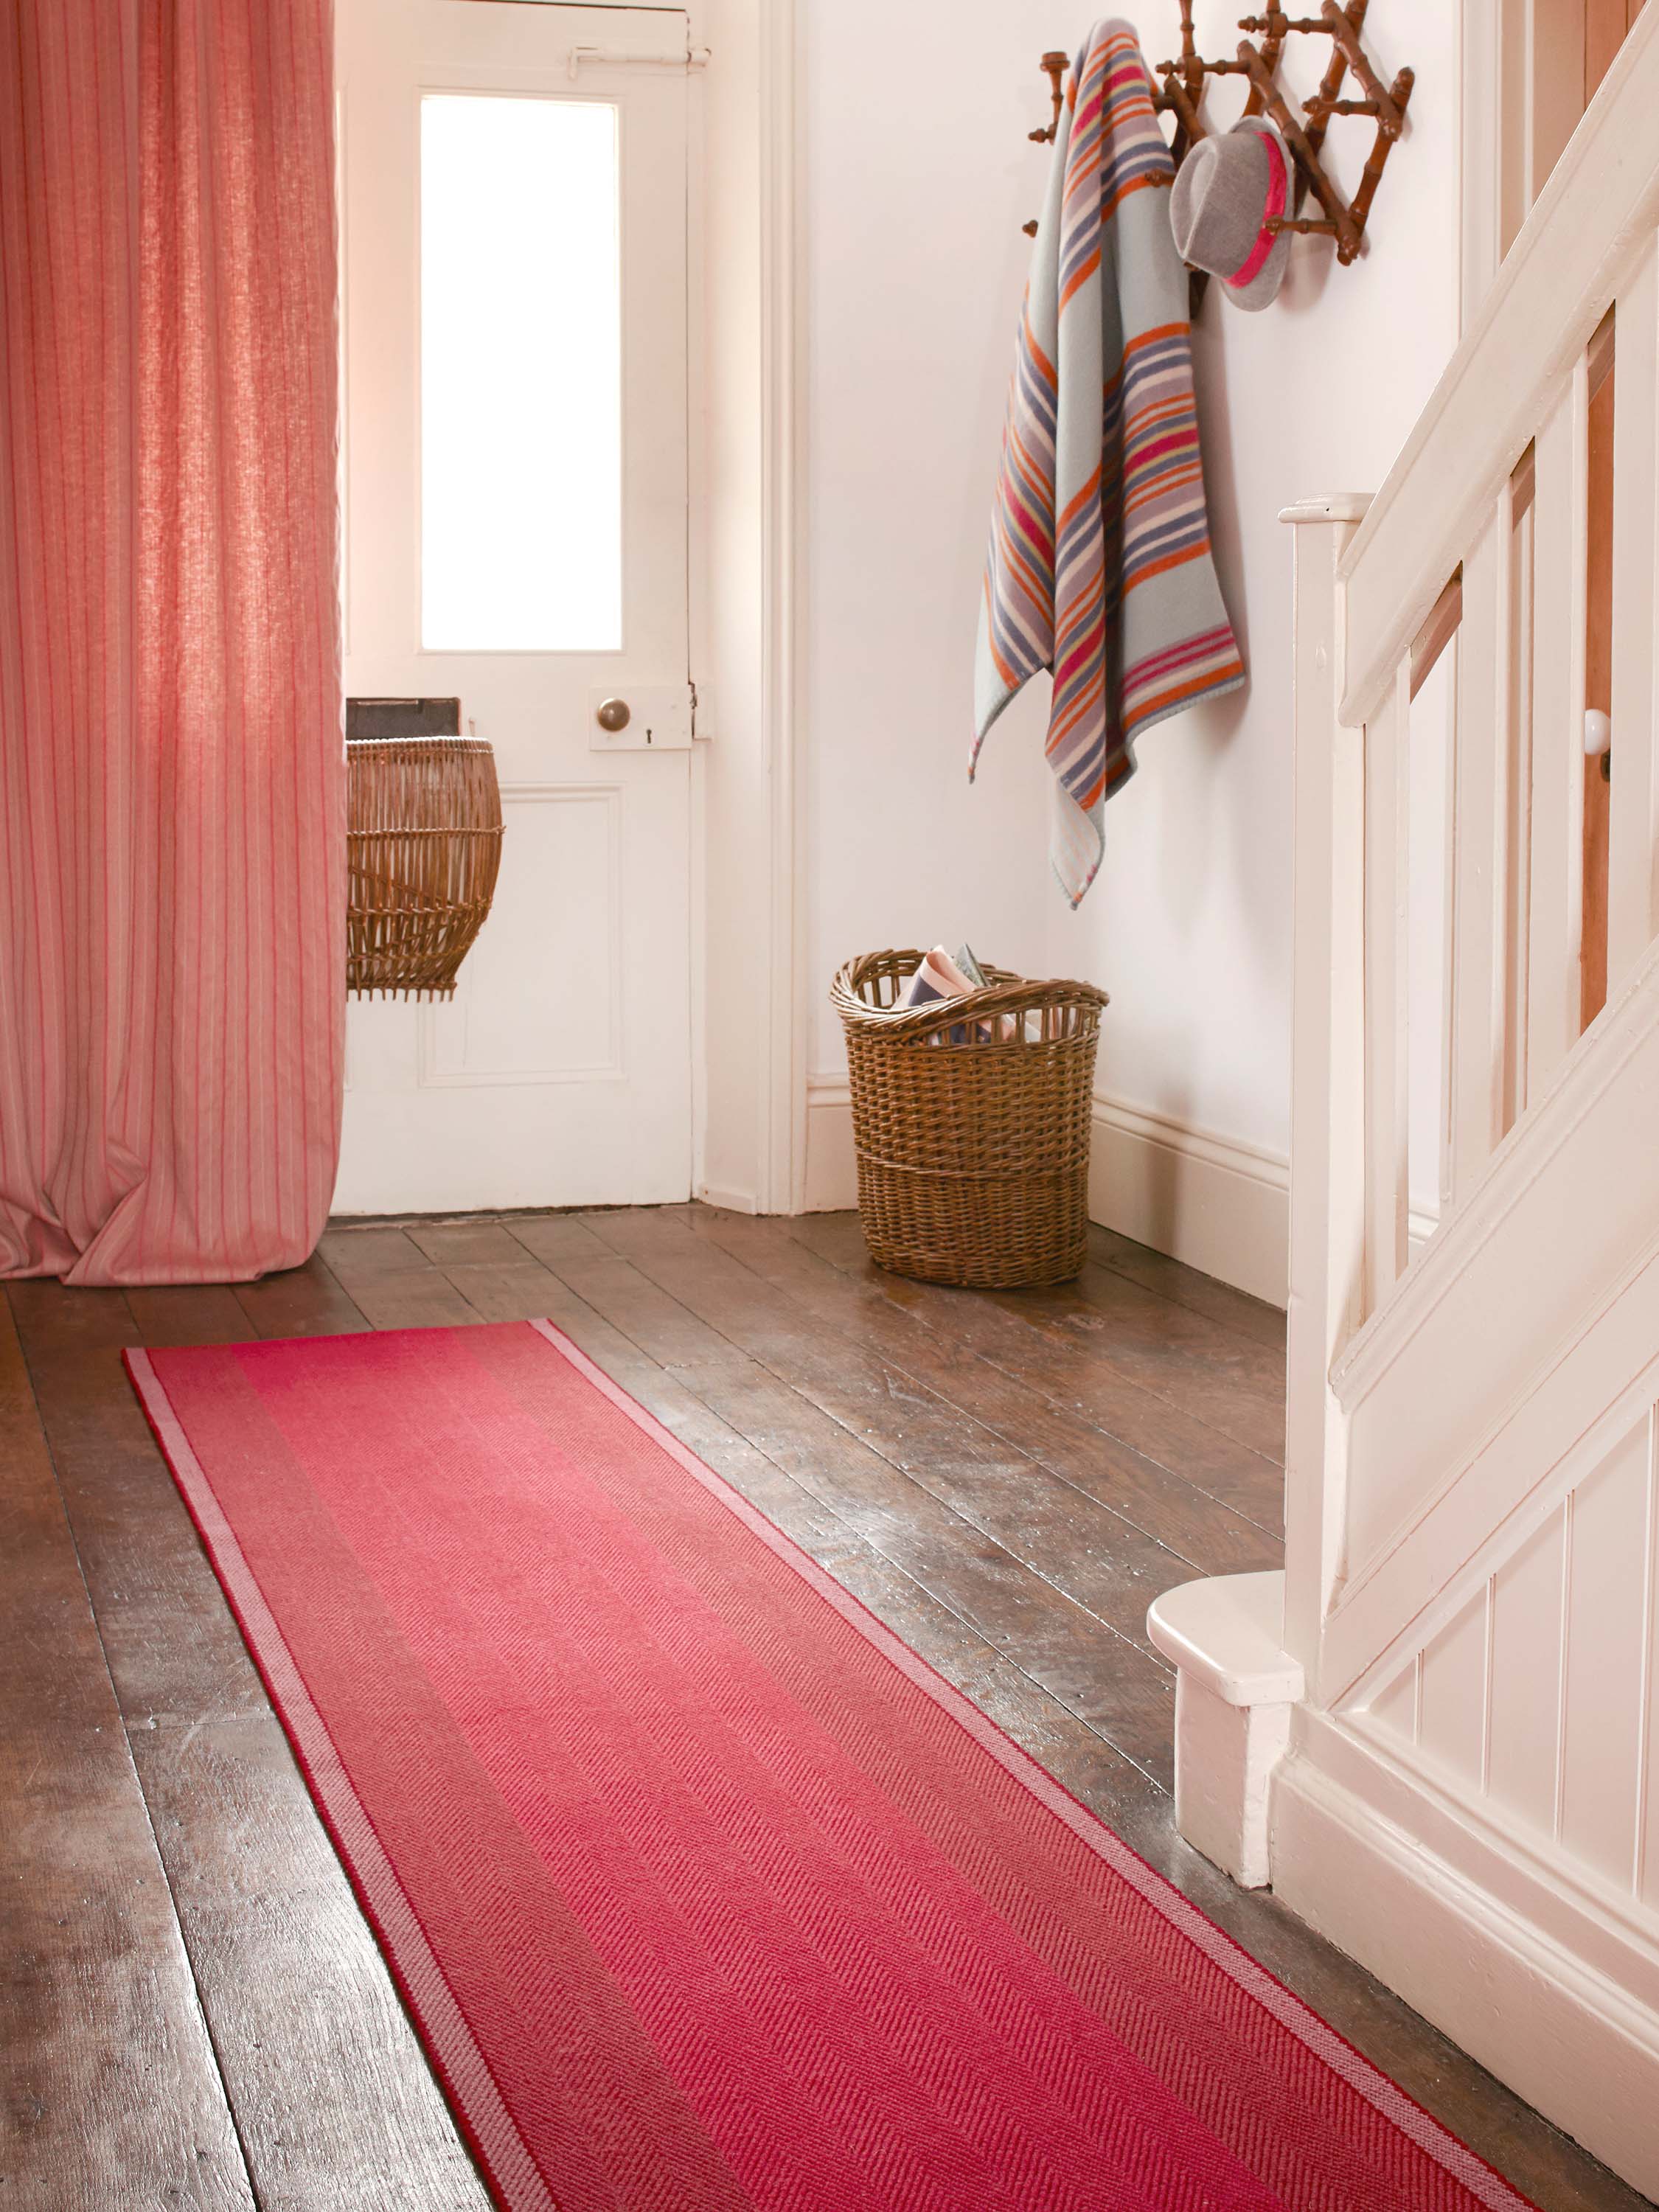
left=695, top=1182, right=761, bottom=1216
left=1273, top=1741, right=1659, bottom=2201
left=802, top=1080, right=1294, bottom=1307
left=803, top=1082, right=1437, bottom=1307
left=802, top=1080, right=860, bottom=1215
left=1085, top=1096, right=1290, bottom=1308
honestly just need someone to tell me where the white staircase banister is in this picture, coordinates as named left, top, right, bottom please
left=1338, top=5, right=1659, bottom=730
left=1236, top=41, right=1659, bottom=2188
left=1281, top=497, right=1371, bottom=1700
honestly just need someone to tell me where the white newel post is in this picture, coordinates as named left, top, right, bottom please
left=1147, top=1573, right=1305, bottom=1888
left=1281, top=496, right=1371, bottom=1700
left=1147, top=498, right=1371, bottom=1891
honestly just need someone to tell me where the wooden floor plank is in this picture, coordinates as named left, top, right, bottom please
left=686, top=1206, right=1281, bottom=1579
left=789, top=1210, right=1286, bottom=1534
left=580, top=1207, right=1204, bottom=1657
left=1085, top=1221, right=1290, bottom=1352
left=508, top=1211, right=632, bottom=1267
left=405, top=1220, right=534, bottom=1270
left=435, top=1255, right=608, bottom=1326
left=316, top=1228, right=484, bottom=1330
left=324, top=1261, right=493, bottom=1338
left=315, top=1225, right=431, bottom=1276
left=1061, top=1259, right=1287, bottom=1462
left=125, top=1283, right=257, bottom=1349
left=233, top=1254, right=370, bottom=1340
left=0, top=1290, right=255, bottom=2211
left=347, top=1271, right=486, bottom=1328
left=8, top=1278, right=492, bottom=2212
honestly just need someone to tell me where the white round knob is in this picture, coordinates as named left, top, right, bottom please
left=1585, top=708, right=1612, bottom=758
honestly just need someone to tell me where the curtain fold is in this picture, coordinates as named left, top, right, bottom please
left=0, top=0, right=344, bottom=1284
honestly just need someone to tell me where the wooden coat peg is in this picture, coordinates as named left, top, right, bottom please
left=1020, top=4, right=1413, bottom=282
left=1022, top=52, right=1070, bottom=236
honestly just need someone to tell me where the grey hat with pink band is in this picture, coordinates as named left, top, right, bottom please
left=1169, top=116, right=1294, bottom=311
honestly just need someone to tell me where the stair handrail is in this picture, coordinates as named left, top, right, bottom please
left=1338, top=7, right=1659, bottom=731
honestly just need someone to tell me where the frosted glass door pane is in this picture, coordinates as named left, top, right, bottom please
left=420, top=94, right=622, bottom=651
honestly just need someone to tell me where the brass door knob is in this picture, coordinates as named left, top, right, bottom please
left=596, top=697, right=631, bottom=734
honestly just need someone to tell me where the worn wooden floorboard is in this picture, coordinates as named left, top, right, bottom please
left=1085, top=1220, right=1290, bottom=1352
left=6, top=1272, right=493, bottom=2212
left=316, top=1226, right=485, bottom=1330
left=0, top=1290, right=254, bottom=2211
left=405, top=1220, right=536, bottom=1270
left=787, top=1208, right=1287, bottom=1534
left=4, top=1206, right=1650, bottom=2212
left=684, top=1204, right=1281, bottom=1580
left=1060, top=1257, right=1288, bottom=1462
left=232, top=1252, right=372, bottom=1340
left=575, top=1208, right=1198, bottom=1652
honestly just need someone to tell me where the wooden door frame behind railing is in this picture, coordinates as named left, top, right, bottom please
left=1461, top=0, right=1650, bottom=328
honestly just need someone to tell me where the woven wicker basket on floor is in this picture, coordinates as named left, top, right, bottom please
left=831, top=950, right=1108, bottom=1289
left=347, top=736, right=504, bottom=999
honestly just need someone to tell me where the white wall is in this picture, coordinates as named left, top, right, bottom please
left=800, top=1, right=1461, bottom=1287
left=801, top=0, right=1058, bottom=1082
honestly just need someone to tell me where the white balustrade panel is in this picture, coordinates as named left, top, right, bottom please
left=1359, top=1404, right=1659, bottom=1911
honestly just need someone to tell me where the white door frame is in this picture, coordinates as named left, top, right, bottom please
left=380, top=0, right=809, bottom=1220
left=691, top=0, right=807, bottom=1217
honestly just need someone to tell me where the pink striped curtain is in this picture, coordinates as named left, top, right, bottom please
left=0, top=1, right=345, bottom=1284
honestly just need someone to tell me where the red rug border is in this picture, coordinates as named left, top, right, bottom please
left=125, top=1343, right=556, bottom=2212
left=126, top=1318, right=1541, bottom=2212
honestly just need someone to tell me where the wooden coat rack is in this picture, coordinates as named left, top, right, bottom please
left=1023, top=4, right=1413, bottom=288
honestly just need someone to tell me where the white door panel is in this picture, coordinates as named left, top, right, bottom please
left=334, top=0, right=692, bottom=1213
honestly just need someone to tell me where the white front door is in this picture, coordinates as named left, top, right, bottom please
left=334, top=0, right=694, bottom=1214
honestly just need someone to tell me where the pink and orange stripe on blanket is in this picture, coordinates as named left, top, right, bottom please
left=973, top=19, right=1243, bottom=905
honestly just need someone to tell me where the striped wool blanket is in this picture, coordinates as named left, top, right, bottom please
left=973, top=20, right=1244, bottom=905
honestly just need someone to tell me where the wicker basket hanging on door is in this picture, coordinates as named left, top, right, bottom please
left=832, top=949, right=1108, bottom=1290
left=346, top=730, right=504, bottom=999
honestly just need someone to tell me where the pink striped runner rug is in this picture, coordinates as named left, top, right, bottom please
left=128, top=1321, right=1536, bottom=2212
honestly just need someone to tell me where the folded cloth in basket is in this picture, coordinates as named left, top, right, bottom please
left=900, top=947, right=981, bottom=1045
left=900, top=945, right=1029, bottom=1044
